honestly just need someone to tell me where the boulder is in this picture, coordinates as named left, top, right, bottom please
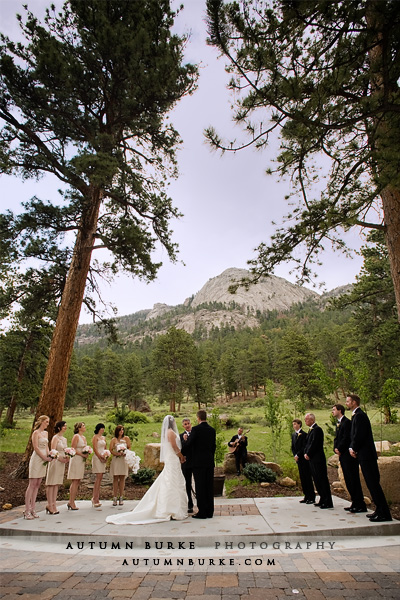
left=375, top=440, right=391, bottom=454
left=392, top=442, right=400, bottom=449
left=327, top=454, right=339, bottom=467
left=279, top=477, right=296, bottom=488
left=260, top=482, right=271, bottom=487
left=338, top=456, right=400, bottom=503
left=143, top=443, right=163, bottom=472
left=223, top=451, right=265, bottom=474
left=331, top=481, right=344, bottom=490
left=261, top=462, right=283, bottom=475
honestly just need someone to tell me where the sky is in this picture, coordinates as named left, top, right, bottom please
left=0, top=0, right=365, bottom=325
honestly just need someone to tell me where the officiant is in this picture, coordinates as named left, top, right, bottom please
left=180, top=417, right=194, bottom=514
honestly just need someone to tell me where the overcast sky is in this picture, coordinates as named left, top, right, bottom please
left=0, top=0, right=365, bottom=324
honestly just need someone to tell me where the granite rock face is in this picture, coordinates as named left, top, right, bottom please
left=191, top=268, right=318, bottom=313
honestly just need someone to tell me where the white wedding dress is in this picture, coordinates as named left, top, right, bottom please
left=106, top=429, right=187, bottom=525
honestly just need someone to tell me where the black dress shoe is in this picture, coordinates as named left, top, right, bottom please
left=305, top=500, right=315, bottom=504
left=369, top=515, right=392, bottom=522
left=192, top=514, right=207, bottom=519
left=299, top=499, right=307, bottom=503
left=319, top=504, right=333, bottom=509
left=349, top=507, right=367, bottom=513
left=366, top=512, right=377, bottom=519
left=314, top=502, right=321, bottom=507
left=344, top=506, right=353, bottom=511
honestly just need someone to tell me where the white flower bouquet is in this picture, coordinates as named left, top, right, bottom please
left=116, top=443, right=126, bottom=456
left=124, top=449, right=141, bottom=474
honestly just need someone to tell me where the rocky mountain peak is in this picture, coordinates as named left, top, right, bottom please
left=190, top=267, right=319, bottom=313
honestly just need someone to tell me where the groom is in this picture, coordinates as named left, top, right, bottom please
left=181, top=410, right=216, bottom=519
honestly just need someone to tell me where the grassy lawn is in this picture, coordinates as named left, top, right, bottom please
left=1, top=398, right=399, bottom=468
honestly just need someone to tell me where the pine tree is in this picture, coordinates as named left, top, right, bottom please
left=0, top=0, right=197, bottom=473
left=206, top=0, right=400, bottom=319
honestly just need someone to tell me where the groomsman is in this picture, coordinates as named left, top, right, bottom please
left=304, top=413, right=333, bottom=509
left=180, top=418, right=194, bottom=514
left=346, top=394, right=392, bottom=522
left=332, top=404, right=366, bottom=513
left=291, top=419, right=315, bottom=504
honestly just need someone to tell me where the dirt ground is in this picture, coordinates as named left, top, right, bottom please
left=0, top=452, right=399, bottom=519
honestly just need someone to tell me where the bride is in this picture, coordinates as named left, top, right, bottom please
left=106, top=415, right=188, bottom=525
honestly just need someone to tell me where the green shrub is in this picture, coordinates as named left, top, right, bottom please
left=131, top=467, right=156, bottom=486
left=224, top=416, right=240, bottom=429
left=152, top=413, right=165, bottom=423
left=125, top=411, right=149, bottom=424
left=243, top=463, right=277, bottom=483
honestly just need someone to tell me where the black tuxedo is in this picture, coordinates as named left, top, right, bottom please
left=180, top=431, right=194, bottom=510
left=228, top=434, right=248, bottom=474
left=291, top=429, right=314, bottom=501
left=350, top=407, right=391, bottom=519
left=304, top=423, right=332, bottom=507
left=181, top=421, right=216, bottom=518
left=334, top=415, right=365, bottom=509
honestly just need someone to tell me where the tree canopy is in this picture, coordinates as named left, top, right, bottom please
left=205, top=0, right=400, bottom=320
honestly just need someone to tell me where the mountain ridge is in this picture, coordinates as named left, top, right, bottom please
left=75, top=268, right=350, bottom=346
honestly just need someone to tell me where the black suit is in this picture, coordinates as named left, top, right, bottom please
left=350, top=407, right=391, bottom=519
left=228, top=434, right=248, bottom=474
left=291, top=429, right=315, bottom=501
left=181, top=421, right=216, bottom=518
left=334, top=415, right=365, bottom=509
left=304, top=423, right=333, bottom=507
left=180, top=431, right=194, bottom=510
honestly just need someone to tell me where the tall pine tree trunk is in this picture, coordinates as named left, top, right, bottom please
left=367, top=0, right=400, bottom=321
left=13, top=186, right=103, bottom=478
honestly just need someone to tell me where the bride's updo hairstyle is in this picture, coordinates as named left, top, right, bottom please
left=166, top=415, right=176, bottom=429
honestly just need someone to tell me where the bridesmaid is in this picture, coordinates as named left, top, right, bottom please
left=91, top=423, right=107, bottom=507
left=109, top=425, right=131, bottom=506
left=24, top=415, right=52, bottom=519
left=67, top=422, right=87, bottom=510
left=45, top=420, right=69, bottom=514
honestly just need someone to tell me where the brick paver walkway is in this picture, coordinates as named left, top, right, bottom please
left=1, top=570, right=399, bottom=599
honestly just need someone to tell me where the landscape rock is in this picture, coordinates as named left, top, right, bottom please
left=260, top=482, right=271, bottom=487
left=328, top=454, right=339, bottom=467
left=375, top=440, right=391, bottom=454
left=331, top=481, right=344, bottom=490
left=338, top=456, right=400, bottom=503
left=223, top=451, right=265, bottom=474
left=143, top=443, right=163, bottom=472
left=261, top=462, right=283, bottom=475
left=279, top=477, right=296, bottom=488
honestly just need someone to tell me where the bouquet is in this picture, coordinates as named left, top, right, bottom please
left=43, top=449, right=59, bottom=465
left=82, top=445, right=93, bottom=459
left=64, top=447, right=76, bottom=458
left=124, top=449, right=141, bottom=474
left=101, top=449, right=111, bottom=459
left=116, top=443, right=126, bottom=456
